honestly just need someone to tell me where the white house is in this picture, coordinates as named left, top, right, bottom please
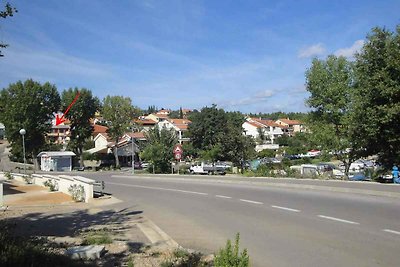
left=157, top=119, right=191, bottom=144
left=242, top=117, right=284, bottom=144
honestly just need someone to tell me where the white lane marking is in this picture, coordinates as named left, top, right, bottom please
left=215, top=195, right=232, bottom=199
left=317, top=215, right=360, bottom=225
left=383, top=229, right=400, bottom=235
left=239, top=199, right=263, bottom=205
left=106, top=182, right=208, bottom=195
left=271, top=205, right=300, bottom=212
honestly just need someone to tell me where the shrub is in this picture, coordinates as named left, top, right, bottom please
left=214, top=233, right=249, bottom=267
left=43, top=179, right=59, bottom=191
left=23, top=174, right=33, bottom=184
left=81, top=229, right=112, bottom=245
left=4, top=171, right=13, bottom=180
left=68, top=184, right=85, bottom=202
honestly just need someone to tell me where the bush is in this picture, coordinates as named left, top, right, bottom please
left=214, top=233, right=249, bottom=267
left=23, top=174, right=33, bottom=184
left=4, top=171, right=13, bottom=180
left=68, top=184, right=85, bottom=202
left=43, top=179, right=59, bottom=191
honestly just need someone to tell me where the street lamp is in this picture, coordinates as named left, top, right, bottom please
left=19, top=128, right=26, bottom=175
left=131, top=127, right=135, bottom=175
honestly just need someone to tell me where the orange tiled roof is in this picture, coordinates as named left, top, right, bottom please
left=135, top=118, right=157, bottom=125
left=277, top=118, right=302, bottom=125
left=93, top=124, right=108, bottom=134
left=170, top=119, right=191, bottom=130
left=252, top=118, right=281, bottom=127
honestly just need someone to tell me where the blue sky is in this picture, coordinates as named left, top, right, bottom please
left=1, top=0, right=399, bottom=113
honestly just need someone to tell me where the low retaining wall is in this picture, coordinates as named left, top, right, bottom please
left=0, top=172, right=95, bottom=203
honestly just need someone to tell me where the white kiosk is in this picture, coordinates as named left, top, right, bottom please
left=38, top=151, right=76, bottom=172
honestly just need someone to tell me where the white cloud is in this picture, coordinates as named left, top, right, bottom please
left=298, top=43, right=326, bottom=58
left=334, top=40, right=364, bottom=58
left=221, top=89, right=275, bottom=107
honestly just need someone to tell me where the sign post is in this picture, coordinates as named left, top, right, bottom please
left=173, top=144, right=183, bottom=174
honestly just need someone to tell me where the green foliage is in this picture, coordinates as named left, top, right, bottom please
left=43, top=179, right=58, bottom=191
left=214, top=233, right=249, bottom=267
left=4, top=171, right=13, bottom=180
left=305, top=55, right=358, bottom=176
left=160, top=248, right=209, bottom=267
left=0, top=79, right=60, bottom=163
left=257, top=149, right=275, bottom=158
left=23, top=174, right=33, bottom=184
left=0, top=2, right=18, bottom=57
left=0, top=223, right=93, bottom=266
left=81, top=229, right=112, bottom=245
left=102, top=95, right=134, bottom=167
left=352, top=26, right=400, bottom=168
left=141, top=126, right=178, bottom=173
left=275, top=133, right=311, bottom=155
left=188, top=106, right=255, bottom=166
left=62, top=88, right=99, bottom=167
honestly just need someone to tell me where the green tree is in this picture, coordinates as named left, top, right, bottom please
left=0, top=2, right=17, bottom=57
left=141, top=125, right=178, bottom=173
left=62, top=88, right=99, bottom=167
left=0, top=80, right=60, bottom=166
left=188, top=106, right=255, bottom=166
left=305, top=55, right=358, bottom=176
left=102, top=95, right=134, bottom=167
left=352, top=26, right=400, bottom=168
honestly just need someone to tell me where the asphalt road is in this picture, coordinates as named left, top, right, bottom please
left=82, top=173, right=400, bottom=267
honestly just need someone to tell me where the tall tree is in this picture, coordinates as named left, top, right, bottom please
left=188, top=105, right=255, bottom=166
left=0, top=2, right=17, bottom=57
left=102, top=95, right=134, bottom=167
left=141, top=125, right=178, bottom=173
left=0, top=79, right=60, bottom=166
left=61, top=88, right=99, bottom=167
left=353, top=26, right=400, bottom=168
left=305, top=55, right=358, bottom=176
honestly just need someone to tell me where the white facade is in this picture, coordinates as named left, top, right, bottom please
left=242, top=119, right=283, bottom=144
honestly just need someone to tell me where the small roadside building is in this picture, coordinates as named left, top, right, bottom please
left=37, top=151, right=76, bottom=172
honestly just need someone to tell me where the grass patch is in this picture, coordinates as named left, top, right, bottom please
left=81, top=229, right=113, bottom=245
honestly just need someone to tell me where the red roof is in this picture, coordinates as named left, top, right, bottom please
left=170, top=119, right=191, bottom=130
left=126, top=132, right=146, bottom=139
left=93, top=124, right=108, bottom=134
left=252, top=118, right=281, bottom=128
left=135, top=118, right=157, bottom=125
left=277, top=118, right=302, bottom=126
left=244, top=121, right=262, bottom=128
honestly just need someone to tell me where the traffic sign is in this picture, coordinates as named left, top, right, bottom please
left=174, top=153, right=182, bottom=160
left=173, top=144, right=183, bottom=154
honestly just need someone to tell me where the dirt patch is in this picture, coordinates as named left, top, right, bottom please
left=6, top=192, right=73, bottom=205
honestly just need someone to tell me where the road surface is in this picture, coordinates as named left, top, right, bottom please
left=82, top=173, right=400, bottom=267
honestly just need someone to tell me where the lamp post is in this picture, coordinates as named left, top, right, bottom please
left=131, top=127, right=135, bottom=175
left=19, top=128, right=26, bottom=175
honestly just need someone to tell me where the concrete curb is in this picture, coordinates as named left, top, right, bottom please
left=112, top=174, right=400, bottom=199
left=137, top=216, right=179, bottom=249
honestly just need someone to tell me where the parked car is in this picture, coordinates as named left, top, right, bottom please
left=141, top=162, right=149, bottom=168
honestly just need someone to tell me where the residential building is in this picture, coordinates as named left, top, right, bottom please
left=242, top=117, right=284, bottom=144
left=275, top=118, right=306, bottom=136
left=135, top=117, right=157, bottom=132
left=92, top=124, right=108, bottom=138
left=157, top=118, right=191, bottom=144
left=145, top=113, right=169, bottom=123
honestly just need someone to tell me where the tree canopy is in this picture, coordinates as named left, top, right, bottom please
left=102, top=95, right=134, bottom=167
left=0, top=2, right=17, bottom=57
left=305, top=55, right=358, bottom=175
left=141, top=125, right=178, bottom=173
left=0, top=79, right=60, bottom=163
left=62, top=88, right=99, bottom=167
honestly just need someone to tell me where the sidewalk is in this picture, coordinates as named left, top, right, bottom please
left=1, top=180, right=185, bottom=266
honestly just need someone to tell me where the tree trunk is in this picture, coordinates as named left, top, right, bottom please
left=79, top=147, right=84, bottom=168
left=114, top=146, right=120, bottom=168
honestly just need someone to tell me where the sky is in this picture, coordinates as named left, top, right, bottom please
left=1, top=0, right=399, bottom=114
